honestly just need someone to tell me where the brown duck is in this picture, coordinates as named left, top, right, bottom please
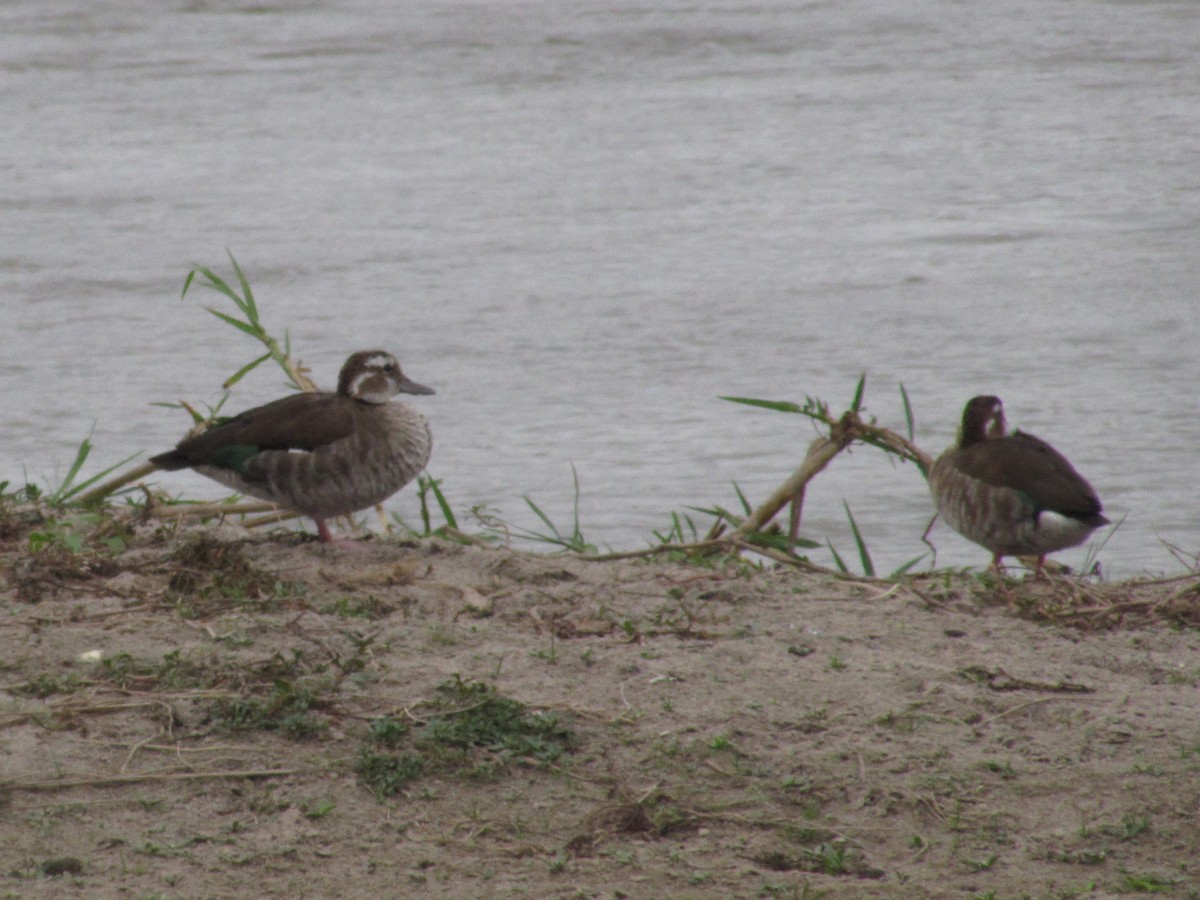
left=928, top=395, right=1109, bottom=575
left=151, top=350, right=433, bottom=542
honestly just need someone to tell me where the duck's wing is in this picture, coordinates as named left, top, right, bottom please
left=954, top=431, right=1106, bottom=522
left=151, top=393, right=356, bottom=472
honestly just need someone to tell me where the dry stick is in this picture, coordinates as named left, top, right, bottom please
left=579, top=539, right=731, bottom=563
left=733, top=412, right=935, bottom=541
left=149, top=500, right=280, bottom=519
left=5, top=768, right=304, bottom=793
left=732, top=433, right=846, bottom=539
left=974, top=695, right=1099, bottom=729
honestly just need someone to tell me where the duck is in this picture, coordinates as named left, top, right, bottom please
left=928, top=395, right=1109, bottom=576
left=151, top=350, right=433, bottom=543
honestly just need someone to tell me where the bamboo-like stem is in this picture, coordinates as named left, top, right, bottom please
left=149, top=500, right=281, bottom=519
left=731, top=408, right=935, bottom=542
left=241, top=508, right=303, bottom=530
left=733, top=433, right=846, bottom=539
left=72, top=461, right=157, bottom=507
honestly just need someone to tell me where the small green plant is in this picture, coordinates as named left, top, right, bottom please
left=653, top=509, right=701, bottom=545
left=805, top=842, right=848, bottom=875
left=392, top=474, right=459, bottom=538
left=963, top=853, right=998, bottom=872
left=208, top=680, right=329, bottom=740
left=181, top=253, right=304, bottom=392
left=502, top=466, right=596, bottom=553
left=11, top=673, right=85, bottom=699
left=355, top=677, right=575, bottom=797
left=356, top=749, right=426, bottom=798
left=27, top=510, right=128, bottom=556
left=367, top=716, right=410, bottom=748
left=300, top=798, right=335, bottom=820
left=532, top=637, right=559, bottom=664
left=1118, top=812, right=1150, bottom=840
left=981, top=759, right=1016, bottom=780
left=708, top=732, right=736, bottom=752
left=41, top=436, right=139, bottom=508
left=417, top=474, right=457, bottom=534
left=833, top=501, right=874, bottom=577
left=1121, top=872, right=1178, bottom=893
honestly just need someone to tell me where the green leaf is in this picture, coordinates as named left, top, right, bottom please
left=186, top=265, right=236, bottom=303
left=719, top=396, right=805, bottom=414
left=889, top=552, right=929, bottom=578
left=827, top=540, right=849, bottom=574
left=427, top=476, right=457, bottom=530
left=850, top=373, right=867, bottom=414
left=223, top=352, right=271, bottom=390
left=899, top=382, right=916, bottom=442
left=228, top=251, right=260, bottom=325
left=523, top=495, right=559, bottom=537
left=731, top=481, right=752, bottom=515
left=58, top=450, right=141, bottom=504
left=843, top=500, right=875, bottom=577
left=46, top=437, right=92, bottom=504
left=688, top=504, right=743, bottom=528
left=205, top=306, right=262, bottom=337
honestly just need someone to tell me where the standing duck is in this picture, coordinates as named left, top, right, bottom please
left=151, top=350, right=433, bottom=542
left=928, top=395, right=1108, bottom=575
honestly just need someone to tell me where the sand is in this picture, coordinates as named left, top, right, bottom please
left=3, top=518, right=1199, bottom=898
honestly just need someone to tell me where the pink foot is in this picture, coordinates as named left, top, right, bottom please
left=314, top=517, right=371, bottom=552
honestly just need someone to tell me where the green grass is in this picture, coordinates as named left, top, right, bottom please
left=355, top=676, right=575, bottom=797
left=507, top=466, right=596, bottom=553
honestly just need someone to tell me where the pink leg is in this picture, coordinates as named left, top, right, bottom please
left=313, top=516, right=369, bottom=551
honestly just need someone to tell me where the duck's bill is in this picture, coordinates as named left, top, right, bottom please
left=399, top=377, right=435, bottom=396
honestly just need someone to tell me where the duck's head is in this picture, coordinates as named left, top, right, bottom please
left=959, top=395, right=1006, bottom=448
left=337, top=350, right=434, bottom=404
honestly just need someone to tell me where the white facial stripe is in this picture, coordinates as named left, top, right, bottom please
left=362, top=353, right=396, bottom=371
left=347, top=370, right=395, bottom=403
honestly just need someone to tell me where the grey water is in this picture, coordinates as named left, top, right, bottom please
left=2, top=0, right=1198, bottom=578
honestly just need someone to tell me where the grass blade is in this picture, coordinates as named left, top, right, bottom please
left=827, top=539, right=849, bottom=574
left=60, top=451, right=143, bottom=504
left=732, top=481, right=752, bottom=515
left=427, top=475, right=458, bottom=530
left=899, top=382, right=916, bottom=442
left=850, top=373, right=867, bottom=414
left=842, top=500, right=875, bottom=577
left=523, top=496, right=562, bottom=540
left=205, top=307, right=262, bottom=337
left=223, top=352, right=271, bottom=390
left=46, top=438, right=92, bottom=504
left=228, top=250, right=259, bottom=324
left=719, top=396, right=805, bottom=414
left=889, top=552, right=929, bottom=578
left=184, top=265, right=237, bottom=304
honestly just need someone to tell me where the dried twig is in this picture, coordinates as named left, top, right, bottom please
left=4, top=767, right=304, bottom=793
